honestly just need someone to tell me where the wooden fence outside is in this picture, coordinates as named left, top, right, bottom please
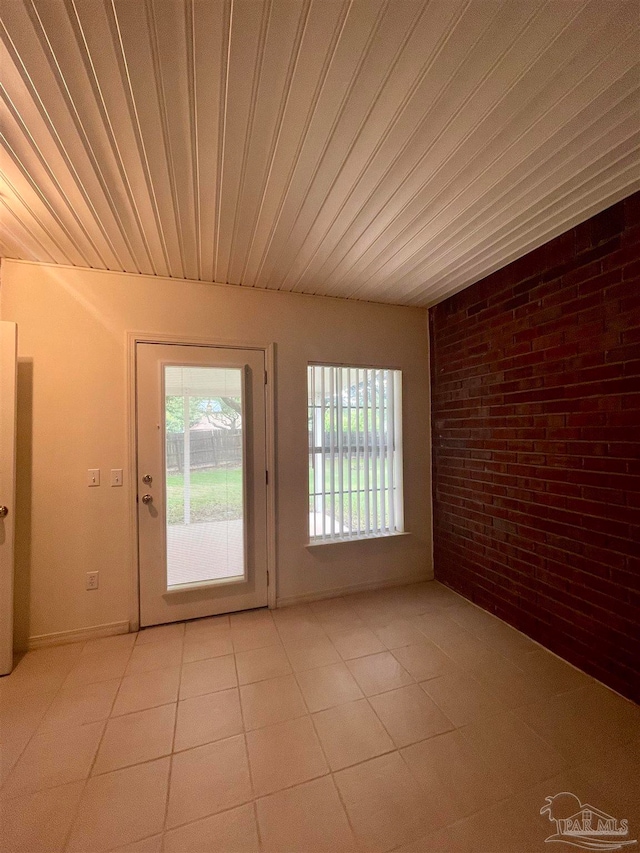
left=167, top=430, right=242, bottom=472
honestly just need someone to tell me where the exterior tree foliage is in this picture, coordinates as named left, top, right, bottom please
left=166, top=396, right=242, bottom=433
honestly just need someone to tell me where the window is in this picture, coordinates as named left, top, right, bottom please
left=308, top=364, right=404, bottom=541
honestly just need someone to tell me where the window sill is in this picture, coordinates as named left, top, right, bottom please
left=306, top=531, right=411, bottom=548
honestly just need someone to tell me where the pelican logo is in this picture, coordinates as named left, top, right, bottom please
left=541, top=792, right=636, bottom=850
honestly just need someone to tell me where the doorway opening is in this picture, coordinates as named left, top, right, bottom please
left=133, top=339, right=273, bottom=628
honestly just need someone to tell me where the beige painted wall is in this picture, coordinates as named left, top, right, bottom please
left=0, top=259, right=431, bottom=644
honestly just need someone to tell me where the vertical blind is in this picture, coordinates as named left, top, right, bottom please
left=308, top=364, right=404, bottom=541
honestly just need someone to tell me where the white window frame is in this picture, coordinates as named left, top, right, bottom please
left=308, top=363, right=404, bottom=543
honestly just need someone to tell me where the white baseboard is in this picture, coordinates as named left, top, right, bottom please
left=276, top=572, right=431, bottom=608
left=27, top=620, right=131, bottom=649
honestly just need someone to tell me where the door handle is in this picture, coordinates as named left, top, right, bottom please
left=141, top=494, right=153, bottom=505
left=0, top=506, right=8, bottom=518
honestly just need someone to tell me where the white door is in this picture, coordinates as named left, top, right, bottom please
left=0, top=322, right=18, bottom=675
left=136, top=343, right=268, bottom=627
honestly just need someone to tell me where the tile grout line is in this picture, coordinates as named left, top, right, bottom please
left=229, top=627, right=262, bottom=850
left=1, top=640, right=138, bottom=800
left=156, top=798, right=257, bottom=842
left=161, top=624, right=186, bottom=846
left=275, top=607, right=374, bottom=849
left=1, top=641, right=91, bottom=794
left=61, top=634, right=139, bottom=852
left=334, top=598, right=509, bottom=848
left=5, top=587, right=637, bottom=851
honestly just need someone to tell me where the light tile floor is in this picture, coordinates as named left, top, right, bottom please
left=1, top=581, right=638, bottom=852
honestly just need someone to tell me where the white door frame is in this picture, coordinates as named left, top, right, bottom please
left=126, top=331, right=277, bottom=632
left=0, top=322, right=18, bottom=674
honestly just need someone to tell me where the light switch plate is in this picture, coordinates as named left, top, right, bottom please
left=88, top=469, right=100, bottom=487
left=111, top=469, right=123, bottom=487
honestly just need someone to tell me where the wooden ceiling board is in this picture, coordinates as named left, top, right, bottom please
left=273, top=0, right=469, bottom=293
left=284, top=0, right=535, bottom=295
left=1, top=0, right=638, bottom=306
left=393, top=56, right=640, bottom=303
left=237, top=0, right=352, bottom=288
left=309, top=1, right=638, bottom=301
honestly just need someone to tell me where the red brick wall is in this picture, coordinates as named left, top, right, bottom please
left=429, top=192, right=640, bottom=704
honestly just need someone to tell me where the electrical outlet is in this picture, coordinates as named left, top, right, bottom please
left=86, top=571, right=99, bottom=590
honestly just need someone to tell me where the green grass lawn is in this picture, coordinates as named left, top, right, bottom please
left=167, top=461, right=395, bottom=529
left=167, top=468, right=243, bottom=524
left=309, top=456, right=397, bottom=529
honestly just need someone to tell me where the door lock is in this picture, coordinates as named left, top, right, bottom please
left=141, top=494, right=153, bottom=504
left=142, top=474, right=153, bottom=484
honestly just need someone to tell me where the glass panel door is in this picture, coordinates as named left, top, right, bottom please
left=136, top=343, right=268, bottom=627
left=164, top=366, right=245, bottom=589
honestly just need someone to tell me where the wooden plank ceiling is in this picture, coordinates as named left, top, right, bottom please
left=1, top=0, right=639, bottom=306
